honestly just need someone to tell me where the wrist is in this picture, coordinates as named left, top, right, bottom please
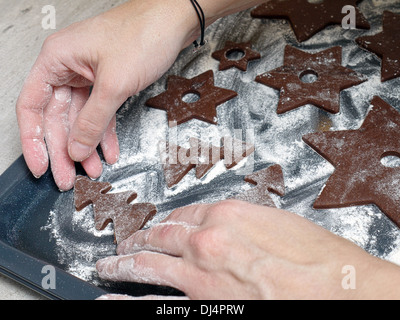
left=196, top=0, right=266, bottom=25
left=118, top=0, right=201, bottom=50
left=171, top=0, right=267, bottom=49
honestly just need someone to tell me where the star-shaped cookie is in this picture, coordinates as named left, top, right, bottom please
left=251, top=0, right=370, bottom=42
left=255, top=46, right=367, bottom=114
left=212, top=41, right=261, bottom=71
left=146, top=70, right=237, bottom=127
left=303, top=96, right=400, bottom=228
left=356, top=11, right=400, bottom=82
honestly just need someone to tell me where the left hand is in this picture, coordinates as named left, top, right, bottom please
left=15, top=0, right=200, bottom=191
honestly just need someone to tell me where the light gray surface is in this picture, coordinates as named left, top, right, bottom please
left=0, top=0, right=125, bottom=300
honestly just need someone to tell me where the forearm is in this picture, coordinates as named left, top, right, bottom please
left=198, top=0, right=267, bottom=25
left=120, top=0, right=266, bottom=49
left=190, top=0, right=267, bottom=44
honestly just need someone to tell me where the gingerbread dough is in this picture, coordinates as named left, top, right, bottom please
left=74, top=176, right=157, bottom=244
left=234, top=164, right=285, bottom=207
left=212, top=41, right=261, bottom=71
left=251, top=0, right=370, bottom=42
left=356, top=11, right=400, bottom=82
left=303, top=96, right=400, bottom=228
left=256, top=46, right=367, bottom=114
left=146, top=70, right=237, bottom=127
left=161, top=137, right=255, bottom=188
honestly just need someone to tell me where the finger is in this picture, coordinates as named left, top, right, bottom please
left=96, top=294, right=189, bottom=301
left=100, top=115, right=120, bottom=165
left=65, top=73, right=94, bottom=88
left=81, top=151, right=103, bottom=180
left=117, top=222, right=196, bottom=256
left=117, top=204, right=213, bottom=256
left=43, top=86, right=76, bottom=191
left=68, top=67, right=129, bottom=162
left=163, top=203, right=212, bottom=226
left=96, top=252, right=192, bottom=293
left=69, top=87, right=90, bottom=119
left=16, top=65, right=53, bottom=178
left=69, top=87, right=103, bottom=180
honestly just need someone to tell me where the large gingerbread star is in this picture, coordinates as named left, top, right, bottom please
left=212, top=41, right=261, bottom=71
left=303, top=96, right=400, bottom=228
left=146, top=70, right=237, bottom=127
left=251, top=0, right=370, bottom=42
left=255, top=46, right=367, bottom=114
left=356, top=11, right=400, bottom=82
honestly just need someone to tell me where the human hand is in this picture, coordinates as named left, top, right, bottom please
left=96, top=200, right=400, bottom=300
left=16, top=0, right=199, bottom=191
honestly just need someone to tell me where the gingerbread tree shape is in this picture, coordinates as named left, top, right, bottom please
left=160, top=137, right=255, bottom=188
left=160, top=142, right=197, bottom=189
left=74, top=176, right=157, bottom=244
left=234, top=164, right=285, bottom=207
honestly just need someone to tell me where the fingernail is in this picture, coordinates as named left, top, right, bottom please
left=116, top=241, right=127, bottom=255
left=69, top=141, right=92, bottom=162
left=96, top=259, right=105, bottom=274
left=96, top=258, right=111, bottom=277
left=96, top=257, right=119, bottom=281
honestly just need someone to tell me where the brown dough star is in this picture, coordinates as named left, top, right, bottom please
left=212, top=41, right=261, bottom=71
left=234, top=164, right=285, bottom=207
left=303, top=96, right=400, bottom=228
left=146, top=70, right=237, bottom=127
left=251, top=0, right=370, bottom=42
left=255, top=46, right=367, bottom=114
left=356, top=11, right=400, bottom=82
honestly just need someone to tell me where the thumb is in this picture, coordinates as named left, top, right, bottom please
left=68, top=71, right=129, bottom=162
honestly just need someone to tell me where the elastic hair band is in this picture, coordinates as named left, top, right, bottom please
left=190, top=0, right=206, bottom=48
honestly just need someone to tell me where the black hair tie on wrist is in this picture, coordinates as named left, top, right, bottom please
left=190, top=0, right=206, bottom=49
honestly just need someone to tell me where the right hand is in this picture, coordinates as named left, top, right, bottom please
left=97, top=200, right=400, bottom=300
left=16, top=0, right=200, bottom=191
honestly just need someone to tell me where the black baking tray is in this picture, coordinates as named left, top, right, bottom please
left=0, top=156, right=182, bottom=300
left=0, top=156, right=106, bottom=300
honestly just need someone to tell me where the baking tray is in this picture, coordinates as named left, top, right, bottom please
left=0, top=156, right=105, bottom=299
left=0, top=156, right=184, bottom=299
left=1, top=0, right=400, bottom=300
